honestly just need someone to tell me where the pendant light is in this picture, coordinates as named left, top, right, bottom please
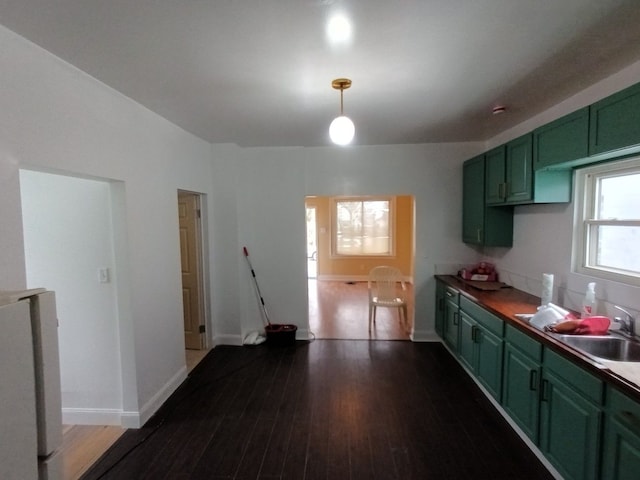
left=329, top=78, right=354, bottom=145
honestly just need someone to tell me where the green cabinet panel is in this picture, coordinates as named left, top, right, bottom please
left=458, top=298, right=504, bottom=401
left=460, top=296, right=504, bottom=337
left=485, top=146, right=507, bottom=205
left=443, top=287, right=459, bottom=351
left=505, top=323, right=542, bottom=361
left=486, top=135, right=536, bottom=205
left=502, top=341, right=541, bottom=442
left=458, top=310, right=476, bottom=370
left=475, top=326, right=503, bottom=401
left=590, top=82, right=640, bottom=157
left=435, top=280, right=445, bottom=337
left=462, top=155, right=513, bottom=247
left=544, top=349, right=604, bottom=404
left=505, top=134, right=534, bottom=204
left=533, top=107, right=589, bottom=171
left=602, top=387, right=640, bottom=480
left=540, top=350, right=603, bottom=480
left=462, top=155, right=485, bottom=244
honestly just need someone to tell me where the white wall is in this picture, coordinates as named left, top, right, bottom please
left=0, top=25, right=215, bottom=426
left=481, top=59, right=640, bottom=323
left=20, top=171, right=123, bottom=423
left=230, top=143, right=482, bottom=341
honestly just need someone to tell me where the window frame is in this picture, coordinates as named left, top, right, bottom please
left=573, top=156, right=640, bottom=286
left=331, top=196, right=396, bottom=258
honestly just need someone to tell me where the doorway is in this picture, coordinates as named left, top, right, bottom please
left=305, top=195, right=415, bottom=340
left=177, top=191, right=207, bottom=351
left=306, top=205, right=318, bottom=278
left=19, top=169, right=124, bottom=425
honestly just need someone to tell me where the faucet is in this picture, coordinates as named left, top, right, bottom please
left=614, top=305, right=636, bottom=338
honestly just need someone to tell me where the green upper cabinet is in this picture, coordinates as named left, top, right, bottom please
left=485, top=146, right=506, bottom=205
left=505, top=134, right=534, bottom=203
left=590, top=81, right=640, bottom=157
left=485, top=133, right=572, bottom=206
left=462, top=155, right=513, bottom=247
left=533, top=107, right=589, bottom=170
left=486, top=135, right=533, bottom=205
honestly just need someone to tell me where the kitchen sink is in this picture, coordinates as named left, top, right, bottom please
left=553, top=334, right=640, bottom=362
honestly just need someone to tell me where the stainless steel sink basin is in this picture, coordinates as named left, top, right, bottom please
left=554, top=335, right=640, bottom=362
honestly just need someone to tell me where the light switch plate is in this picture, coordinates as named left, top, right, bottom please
left=98, top=268, right=110, bottom=283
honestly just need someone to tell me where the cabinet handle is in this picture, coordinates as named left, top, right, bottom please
left=446, top=290, right=454, bottom=298
left=453, top=312, right=459, bottom=326
left=471, top=325, right=477, bottom=342
left=498, top=182, right=505, bottom=199
left=529, top=370, right=538, bottom=391
left=476, top=228, right=482, bottom=243
left=540, top=379, right=549, bottom=401
left=620, top=411, right=640, bottom=430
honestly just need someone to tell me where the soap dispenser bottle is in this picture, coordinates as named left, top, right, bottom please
left=581, top=282, right=596, bottom=318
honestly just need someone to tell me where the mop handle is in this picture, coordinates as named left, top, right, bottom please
left=243, top=246, right=271, bottom=325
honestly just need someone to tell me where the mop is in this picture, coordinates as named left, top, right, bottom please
left=242, top=246, right=268, bottom=345
left=242, top=246, right=297, bottom=346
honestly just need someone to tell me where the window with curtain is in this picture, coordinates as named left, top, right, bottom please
left=333, top=197, right=394, bottom=256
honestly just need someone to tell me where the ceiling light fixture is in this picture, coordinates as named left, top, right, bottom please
left=329, top=78, right=354, bottom=145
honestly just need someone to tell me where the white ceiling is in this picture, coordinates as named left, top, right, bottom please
left=2, top=0, right=640, bottom=148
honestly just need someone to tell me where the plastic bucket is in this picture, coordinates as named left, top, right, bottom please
left=265, top=324, right=297, bottom=347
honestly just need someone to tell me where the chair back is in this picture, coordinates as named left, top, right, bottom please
left=368, top=266, right=405, bottom=301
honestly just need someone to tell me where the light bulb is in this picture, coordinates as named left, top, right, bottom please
left=329, top=115, right=355, bottom=145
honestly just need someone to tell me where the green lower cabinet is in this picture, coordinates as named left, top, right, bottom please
left=539, top=351, right=603, bottom=480
left=602, top=387, right=640, bottom=480
left=442, top=289, right=459, bottom=351
left=458, top=310, right=476, bottom=369
left=475, top=325, right=503, bottom=401
left=435, top=280, right=445, bottom=337
left=458, top=298, right=504, bottom=401
left=502, top=342, right=541, bottom=442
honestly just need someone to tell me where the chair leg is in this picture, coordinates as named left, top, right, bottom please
left=402, top=304, right=409, bottom=332
left=368, top=304, right=373, bottom=331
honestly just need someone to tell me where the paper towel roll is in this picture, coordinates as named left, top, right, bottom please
left=541, top=273, right=554, bottom=306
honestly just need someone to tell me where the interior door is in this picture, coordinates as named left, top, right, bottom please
left=178, top=192, right=205, bottom=350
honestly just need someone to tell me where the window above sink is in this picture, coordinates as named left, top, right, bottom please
left=573, top=156, right=640, bottom=287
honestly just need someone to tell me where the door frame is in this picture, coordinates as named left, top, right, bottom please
left=178, top=190, right=209, bottom=349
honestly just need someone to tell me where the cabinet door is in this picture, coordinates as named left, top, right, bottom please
left=462, top=155, right=485, bottom=244
left=602, top=388, right=640, bottom=480
left=485, top=146, right=506, bottom=205
left=435, top=281, right=445, bottom=337
left=462, top=155, right=514, bottom=247
left=505, top=134, right=533, bottom=204
left=502, top=343, right=540, bottom=442
left=590, top=82, right=640, bottom=156
left=533, top=107, right=589, bottom=170
left=475, top=326, right=503, bottom=401
left=458, top=311, right=476, bottom=371
left=443, top=298, right=459, bottom=351
left=539, top=370, right=602, bottom=480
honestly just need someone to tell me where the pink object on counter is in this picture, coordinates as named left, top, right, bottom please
left=573, top=316, right=611, bottom=335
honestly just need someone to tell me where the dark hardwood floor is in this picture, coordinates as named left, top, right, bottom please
left=82, top=340, right=553, bottom=480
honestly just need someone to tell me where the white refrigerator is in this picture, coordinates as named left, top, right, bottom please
left=0, top=289, right=63, bottom=480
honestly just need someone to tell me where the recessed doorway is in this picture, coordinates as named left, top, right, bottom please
left=305, top=195, right=415, bottom=340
